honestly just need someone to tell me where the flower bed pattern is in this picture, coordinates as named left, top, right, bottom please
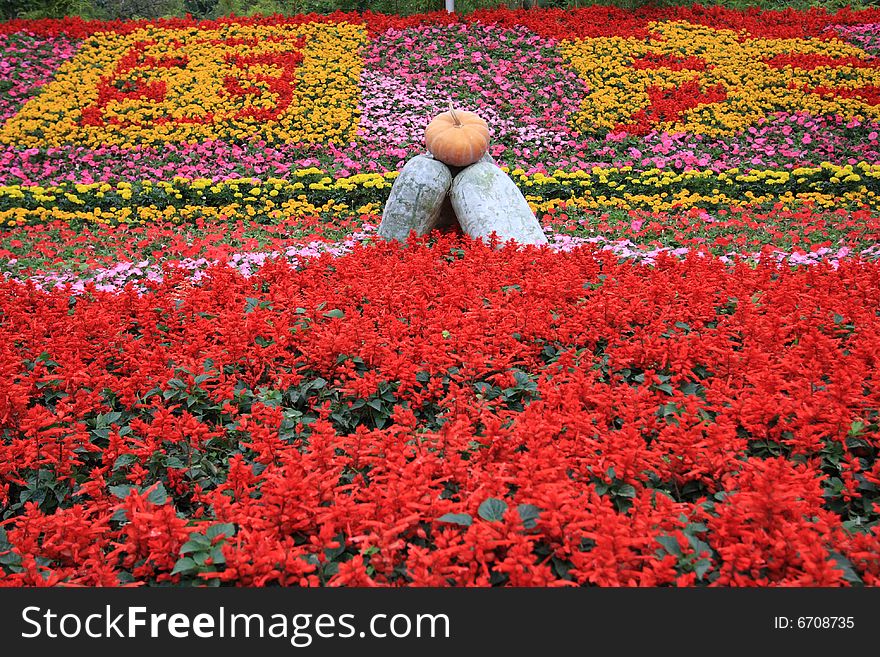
left=2, top=7, right=880, bottom=588
left=4, top=8, right=880, bottom=192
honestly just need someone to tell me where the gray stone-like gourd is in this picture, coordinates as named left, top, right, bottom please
left=378, top=154, right=452, bottom=242
left=449, top=161, right=548, bottom=246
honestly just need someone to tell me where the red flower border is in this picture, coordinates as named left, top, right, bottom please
left=3, top=6, right=880, bottom=40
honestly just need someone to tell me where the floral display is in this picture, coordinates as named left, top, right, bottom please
left=0, top=31, right=79, bottom=124
left=3, top=8, right=880, bottom=189
left=2, top=237, right=880, bottom=586
left=0, top=21, right=365, bottom=148
left=3, top=162, right=880, bottom=230
left=2, top=6, right=880, bottom=587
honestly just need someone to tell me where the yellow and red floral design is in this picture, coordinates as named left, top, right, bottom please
left=563, top=20, right=880, bottom=136
left=0, top=21, right=366, bottom=147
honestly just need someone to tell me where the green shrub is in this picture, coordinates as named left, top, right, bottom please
left=1, top=0, right=96, bottom=19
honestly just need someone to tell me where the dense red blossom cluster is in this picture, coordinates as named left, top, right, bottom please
left=632, top=53, right=708, bottom=71
left=466, top=5, right=880, bottom=40
left=764, top=53, right=880, bottom=70
left=1, top=237, right=878, bottom=586
left=618, top=79, right=728, bottom=135
left=0, top=10, right=458, bottom=38
left=807, top=84, right=880, bottom=107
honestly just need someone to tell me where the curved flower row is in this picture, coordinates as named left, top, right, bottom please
left=11, top=230, right=374, bottom=294
left=3, top=162, right=880, bottom=228
left=4, top=6, right=880, bottom=40
left=835, top=23, right=880, bottom=55
left=2, top=233, right=870, bottom=296
left=465, top=5, right=880, bottom=41
left=3, top=203, right=878, bottom=287
left=5, top=205, right=878, bottom=288
left=3, top=111, right=880, bottom=186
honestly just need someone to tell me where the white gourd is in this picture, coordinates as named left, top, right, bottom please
left=450, top=161, right=548, bottom=246
left=378, top=155, right=452, bottom=242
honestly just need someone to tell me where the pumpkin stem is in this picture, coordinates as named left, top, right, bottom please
left=448, top=100, right=461, bottom=127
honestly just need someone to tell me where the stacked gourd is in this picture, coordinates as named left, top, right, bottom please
left=378, top=102, right=548, bottom=246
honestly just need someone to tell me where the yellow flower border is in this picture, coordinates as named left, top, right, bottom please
left=2, top=163, right=879, bottom=226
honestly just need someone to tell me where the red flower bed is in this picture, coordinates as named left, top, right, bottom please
left=806, top=84, right=880, bottom=107
left=4, top=5, right=880, bottom=40
left=466, top=5, right=880, bottom=40
left=764, top=53, right=880, bottom=70
left=631, top=53, right=709, bottom=71
left=0, top=10, right=460, bottom=38
left=1, top=237, right=878, bottom=586
left=617, top=79, right=728, bottom=135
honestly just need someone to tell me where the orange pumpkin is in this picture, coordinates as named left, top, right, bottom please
left=425, top=102, right=490, bottom=167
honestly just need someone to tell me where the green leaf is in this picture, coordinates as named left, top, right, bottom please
left=324, top=532, right=346, bottom=561
left=830, top=551, right=863, bottom=584
left=517, top=504, right=541, bottom=529
left=616, top=484, right=636, bottom=498
left=171, top=557, right=197, bottom=576
left=112, top=454, right=137, bottom=471
left=685, top=522, right=708, bottom=534
left=478, top=498, right=508, bottom=522
left=165, top=456, right=186, bottom=469
left=146, top=482, right=168, bottom=505
left=102, top=411, right=122, bottom=425
left=210, top=546, right=226, bottom=565
left=687, top=534, right=712, bottom=557
left=180, top=538, right=210, bottom=555
left=694, top=558, right=713, bottom=581
left=437, top=513, right=473, bottom=527
left=109, top=484, right=135, bottom=499
left=0, top=550, right=22, bottom=567
left=659, top=402, right=679, bottom=416
left=323, top=308, right=345, bottom=319
left=206, top=523, right=235, bottom=541
left=656, top=535, right=682, bottom=556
